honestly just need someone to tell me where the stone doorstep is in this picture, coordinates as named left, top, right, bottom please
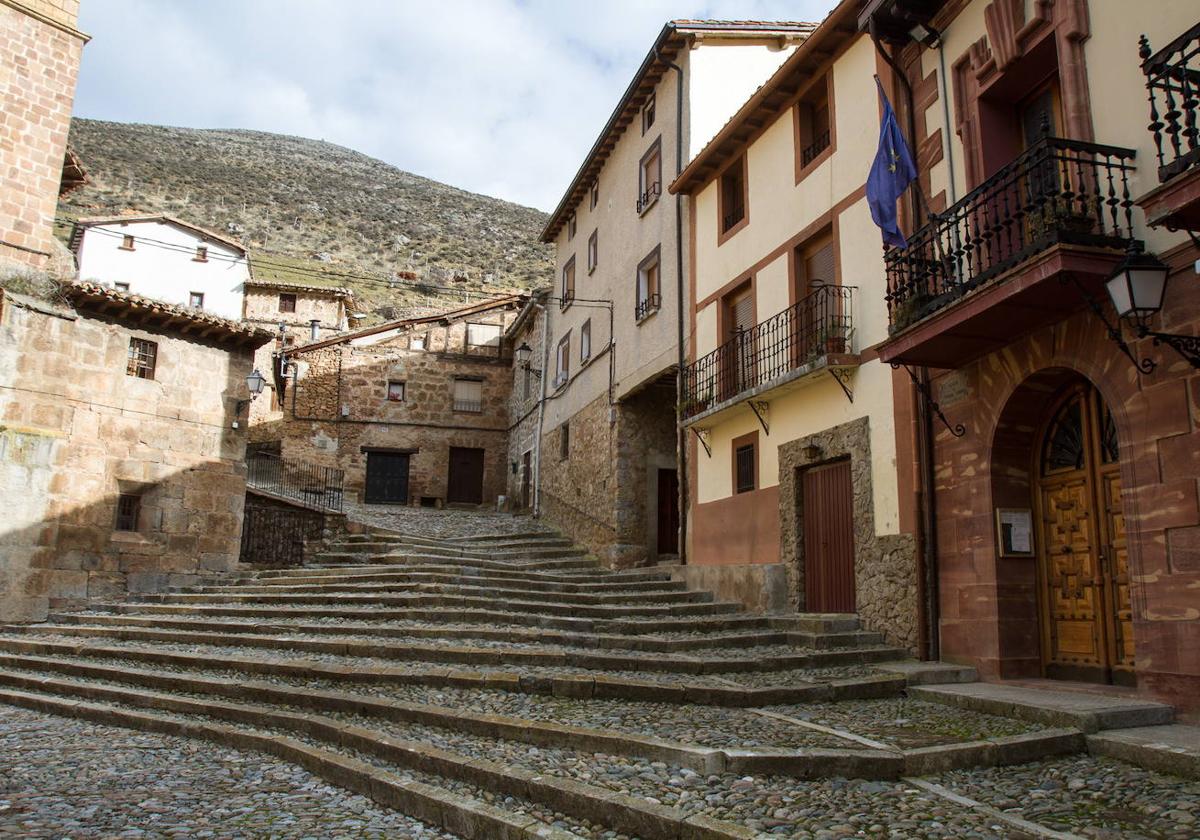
left=909, top=683, right=1176, bottom=733
left=1086, top=725, right=1200, bottom=780
left=873, top=661, right=979, bottom=685
left=0, top=679, right=759, bottom=840
left=245, top=565, right=675, bottom=586
left=221, top=571, right=685, bottom=594
left=0, top=687, right=585, bottom=840
left=4, top=623, right=905, bottom=674
left=0, top=634, right=909, bottom=707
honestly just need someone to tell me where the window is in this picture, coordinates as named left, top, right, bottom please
left=555, top=333, right=570, bottom=387
left=466, top=322, right=501, bottom=349
left=386, top=381, right=406, bottom=402
left=795, top=234, right=836, bottom=300
left=567, top=213, right=577, bottom=241
left=279, top=293, right=297, bottom=313
left=126, top=338, right=157, bottom=380
left=411, top=333, right=426, bottom=350
left=735, top=443, right=756, bottom=494
left=642, top=94, right=656, bottom=134
left=795, top=75, right=832, bottom=173
left=453, top=378, right=483, bottom=413
left=194, top=245, right=208, bottom=262
left=636, top=246, right=661, bottom=321
left=189, top=292, right=204, bottom=309
left=560, top=257, right=575, bottom=309
left=560, top=421, right=570, bottom=460
left=114, top=282, right=130, bottom=292
left=638, top=140, right=662, bottom=213
left=587, top=229, right=598, bottom=273
left=120, top=234, right=135, bottom=251
left=115, top=493, right=141, bottom=531
left=580, top=319, right=592, bottom=363
left=720, top=155, right=747, bottom=236
left=590, top=181, right=599, bottom=210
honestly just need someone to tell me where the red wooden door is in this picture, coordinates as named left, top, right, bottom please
left=447, top=447, right=485, bottom=504
left=803, top=460, right=855, bottom=613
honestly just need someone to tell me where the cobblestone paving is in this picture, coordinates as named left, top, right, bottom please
left=933, top=755, right=1200, bottom=839
left=0, top=705, right=458, bottom=839
left=766, top=697, right=1043, bottom=748
left=344, top=503, right=556, bottom=539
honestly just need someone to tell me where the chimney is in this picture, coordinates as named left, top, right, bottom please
left=309, top=319, right=320, bottom=341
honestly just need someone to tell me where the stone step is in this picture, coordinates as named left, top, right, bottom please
left=767, top=613, right=861, bottom=633
left=364, top=542, right=591, bottom=561
left=244, top=563, right=672, bottom=586
left=221, top=569, right=686, bottom=594
left=785, top=630, right=885, bottom=650
left=909, top=682, right=1175, bottom=732
left=3, top=623, right=907, bottom=675
left=1086, top=724, right=1200, bottom=780
left=311, top=552, right=602, bottom=573
left=444, top=531, right=565, bottom=544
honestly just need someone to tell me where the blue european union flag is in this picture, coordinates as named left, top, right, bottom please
left=867, top=76, right=918, bottom=249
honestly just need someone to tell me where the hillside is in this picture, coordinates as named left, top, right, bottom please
left=58, top=119, right=553, bottom=319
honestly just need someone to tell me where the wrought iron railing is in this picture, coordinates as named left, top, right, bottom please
left=722, top=207, right=745, bottom=232
left=246, top=451, right=345, bottom=512
left=635, top=292, right=661, bottom=321
left=453, top=398, right=483, bottom=413
left=560, top=287, right=575, bottom=310
left=682, top=284, right=854, bottom=420
left=1141, top=23, right=1200, bottom=183
left=637, top=182, right=661, bottom=213
left=885, top=135, right=1136, bottom=332
left=801, top=130, right=831, bottom=167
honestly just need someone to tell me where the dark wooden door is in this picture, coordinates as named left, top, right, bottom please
left=803, top=459, right=855, bottom=613
left=364, top=452, right=409, bottom=504
left=656, top=468, right=679, bottom=555
left=447, top=447, right=485, bottom=505
left=521, top=450, right=532, bottom=510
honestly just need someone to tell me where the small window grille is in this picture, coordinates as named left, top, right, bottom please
left=126, top=338, right=157, bottom=380
left=115, top=493, right=141, bottom=531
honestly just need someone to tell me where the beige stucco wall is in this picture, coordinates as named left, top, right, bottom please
left=689, top=34, right=904, bottom=539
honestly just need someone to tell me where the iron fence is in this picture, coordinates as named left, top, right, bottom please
left=246, top=451, right=345, bottom=512
left=884, top=135, right=1136, bottom=332
left=682, top=284, right=854, bottom=420
left=636, top=292, right=661, bottom=321
left=1141, top=22, right=1200, bottom=183
left=238, top=499, right=325, bottom=567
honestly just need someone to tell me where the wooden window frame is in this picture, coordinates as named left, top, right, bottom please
left=732, top=430, right=759, bottom=495
left=567, top=213, right=577, bottom=241
left=560, top=256, right=576, bottom=310
left=635, top=245, right=661, bottom=323
left=589, top=180, right=599, bottom=210
left=193, top=245, right=209, bottom=262
left=641, top=93, right=656, bottom=134
left=119, top=234, right=135, bottom=251
left=278, top=293, right=297, bottom=313
left=188, top=291, right=204, bottom=309
left=114, top=282, right=130, bottom=292
left=126, top=337, right=157, bottom=380
left=555, top=332, right=571, bottom=388
left=717, top=153, right=749, bottom=245
left=411, top=333, right=427, bottom=350
left=792, top=72, right=836, bottom=184
left=637, top=138, right=662, bottom=215
left=386, top=380, right=406, bottom=402
left=587, top=229, right=598, bottom=274
left=580, top=318, right=592, bottom=363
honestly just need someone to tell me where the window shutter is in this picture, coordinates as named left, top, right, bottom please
left=454, top=379, right=482, bottom=403
left=805, top=242, right=836, bottom=288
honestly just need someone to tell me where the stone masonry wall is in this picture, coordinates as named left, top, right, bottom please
left=505, top=301, right=545, bottom=510
left=0, top=292, right=255, bottom=622
left=0, top=2, right=84, bottom=270
left=777, top=417, right=920, bottom=653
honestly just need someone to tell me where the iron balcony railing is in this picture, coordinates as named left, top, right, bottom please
left=885, top=135, right=1136, bottom=333
left=636, top=182, right=661, bottom=213
left=1141, top=22, right=1200, bottom=183
left=635, top=292, right=661, bottom=321
left=801, top=130, right=831, bottom=167
left=722, top=206, right=745, bottom=232
left=246, top=451, right=345, bottom=512
left=682, top=284, right=854, bottom=420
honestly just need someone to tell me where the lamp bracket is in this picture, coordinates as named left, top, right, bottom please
left=1140, top=327, right=1200, bottom=370
left=1065, top=275, right=1157, bottom=374
left=522, top=362, right=543, bottom=379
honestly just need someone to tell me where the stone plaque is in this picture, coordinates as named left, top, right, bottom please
left=937, top=371, right=971, bottom=407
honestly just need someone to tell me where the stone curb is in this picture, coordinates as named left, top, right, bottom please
left=0, top=687, right=582, bottom=840
left=222, top=570, right=687, bottom=596
left=1086, top=730, right=1200, bottom=780
left=0, top=635, right=908, bottom=706
left=908, top=685, right=1175, bottom=733
left=1, top=623, right=902, bottom=675
left=0, top=676, right=761, bottom=840
left=901, top=728, right=1085, bottom=774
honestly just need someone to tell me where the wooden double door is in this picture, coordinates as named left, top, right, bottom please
left=1035, top=384, right=1134, bottom=684
left=364, top=452, right=409, bottom=505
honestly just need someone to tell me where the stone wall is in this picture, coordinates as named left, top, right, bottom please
left=777, top=417, right=920, bottom=653
left=0, top=291, right=255, bottom=622
left=504, top=299, right=546, bottom=510
left=242, top=287, right=346, bottom=334
left=0, top=2, right=84, bottom=270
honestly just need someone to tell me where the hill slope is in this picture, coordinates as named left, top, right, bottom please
left=59, top=119, right=553, bottom=318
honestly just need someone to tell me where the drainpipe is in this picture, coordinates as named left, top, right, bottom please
left=532, top=299, right=550, bottom=518
left=656, top=43, right=688, bottom=564
left=870, top=26, right=940, bottom=660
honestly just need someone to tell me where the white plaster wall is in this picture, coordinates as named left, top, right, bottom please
left=688, top=41, right=798, bottom=158
left=76, top=220, right=250, bottom=320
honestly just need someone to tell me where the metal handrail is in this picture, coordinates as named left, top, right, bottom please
left=246, top=451, right=345, bottom=513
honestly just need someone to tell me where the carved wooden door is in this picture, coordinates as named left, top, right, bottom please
left=1035, top=385, right=1132, bottom=684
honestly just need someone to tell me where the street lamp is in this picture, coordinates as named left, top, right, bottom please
left=234, top=369, right=268, bottom=427
left=1104, top=242, right=1199, bottom=370
left=516, top=341, right=542, bottom=378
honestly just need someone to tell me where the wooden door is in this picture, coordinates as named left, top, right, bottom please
left=447, top=447, right=485, bottom=505
left=364, top=452, right=409, bottom=504
left=1035, top=385, right=1132, bottom=683
left=802, top=459, right=855, bottom=613
left=656, top=468, right=679, bottom=555
left=521, top=450, right=532, bottom=510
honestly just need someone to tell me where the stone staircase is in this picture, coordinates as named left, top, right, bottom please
left=0, top=525, right=1180, bottom=839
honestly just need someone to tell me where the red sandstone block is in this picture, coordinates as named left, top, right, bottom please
left=1126, top=380, right=1192, bottom=442
left=1130, top=479, right=1200, bottom=532
left=1159, top=432, right=1200, bottom=483
left=1168, top=526, right=1200, bottom=573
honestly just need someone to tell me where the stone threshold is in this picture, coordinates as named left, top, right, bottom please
left=1087, top=724, right=1200, bottom=780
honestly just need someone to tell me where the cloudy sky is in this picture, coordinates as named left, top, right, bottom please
left=73, top=1, right=838, bottom=212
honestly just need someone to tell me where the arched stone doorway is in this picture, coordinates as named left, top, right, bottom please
left=990, top=368, right=1134, bottom=686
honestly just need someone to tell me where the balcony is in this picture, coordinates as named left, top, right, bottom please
left=879, top=135, right=1137, bottom=368
left=1137, top=22, right=1200, bottom=231
left=635, top=291, right=661, bottom=322
left=682, top=284, right=856, bottom=427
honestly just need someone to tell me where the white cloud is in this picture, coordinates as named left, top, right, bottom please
left=74, top=0, right=839, bottom=211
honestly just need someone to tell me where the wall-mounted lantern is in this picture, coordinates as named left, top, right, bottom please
left=516, top=342, right=542, bottom=378
left=1105, top=242, right=1199, bottom=370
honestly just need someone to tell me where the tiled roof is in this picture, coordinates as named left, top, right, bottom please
left=244, top=278, right=355, bottom=298
left=63, top=282, right=274, bottom=349
left=70, top=214, right=249, bottom=255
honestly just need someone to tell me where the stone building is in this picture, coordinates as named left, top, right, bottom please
left=670, top=3, right=922, bottom=650
left=538, top=20, right=817, bottom=568
left=0, top=0, right=87, bottom=272
left=864, top=0, right=1200, bottom=713
left=504, top=289, right=549, bottom=511
left=0, top=282, right=272, bottom=622
left=254, top=295, right=523, bottom=508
